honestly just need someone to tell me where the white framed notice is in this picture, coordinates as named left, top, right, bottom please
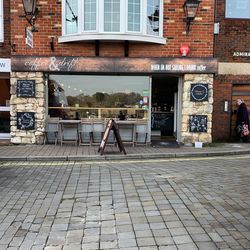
left=0, top=58, right=11, bottom=72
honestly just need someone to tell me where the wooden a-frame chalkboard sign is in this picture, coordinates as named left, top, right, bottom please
left=98, top=119, right=127, bottom=155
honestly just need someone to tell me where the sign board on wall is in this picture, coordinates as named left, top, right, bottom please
left=190, top=84, right=208, bottom=102
left=17, top=112, right=35, bottom=130
left=0, top=58, right=11, bottom=72
left=189, top=115, right=207, bottom=133
left=17, top=80, right=36, bottom=97
left=12, top=56, right=218, bottom=74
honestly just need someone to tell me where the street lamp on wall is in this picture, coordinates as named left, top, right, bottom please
left=183, top=0, right=201, bottom=34
left=22, top=0, right=39, bottom=32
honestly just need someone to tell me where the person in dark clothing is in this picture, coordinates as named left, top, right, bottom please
left=118, top=111, right=126, bottom=120
left=235, top=99, right=249, bottom=142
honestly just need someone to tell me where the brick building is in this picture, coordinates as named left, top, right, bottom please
left=9, top=0, right=217, bottom=145
left=0, top=0, right=11, bottom=140
left=213, top=0, right=250, bottom=141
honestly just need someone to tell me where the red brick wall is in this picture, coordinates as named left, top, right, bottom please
left=213, top=75, right=250, bottom=141
left=10, top=0, right=214, bottom=57
left=0, top=0, right=11, bottom=57
left=214, top=0, right=250, bottom=62
left=213, top=0, right=250, bottom=141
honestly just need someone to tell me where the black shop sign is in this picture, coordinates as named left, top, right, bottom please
left=190, top=84, right=208, bottom=102
left=17, top=112, right=35, bottom=130
left=17, top=80, right=36, bottom=97
left=189, top=115, right=207, bottom=133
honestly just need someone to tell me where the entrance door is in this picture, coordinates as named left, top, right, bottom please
left=231, top=84, right=250, bottom=137
left=0, top=78, right=10, bottom=139
left=151, top=76, right=179, bottom=141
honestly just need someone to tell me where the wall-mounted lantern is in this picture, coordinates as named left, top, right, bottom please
left=22, top=0, right=39, bottom=32
left=183, top=0, right=201, bottom=34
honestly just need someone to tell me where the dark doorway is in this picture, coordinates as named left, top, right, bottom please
left=151, top=76, right=178, bottom=143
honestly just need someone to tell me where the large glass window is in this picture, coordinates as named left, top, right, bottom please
left=60, top=0, right=165, bottom=44
left=0, top=0, right=3, bottom=43
left=48, top=75, right=150, bottom=120
left=225, top=0, right=250, bottom=19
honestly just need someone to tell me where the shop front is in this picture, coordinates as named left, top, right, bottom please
left=0, top=58, right=11, bottom=140
left=11, top=56, right=217, bottom=145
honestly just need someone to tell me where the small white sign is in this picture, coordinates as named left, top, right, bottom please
left=26, top=28, right=33, bottom=48
left=0, top=58, right=11, bottom=72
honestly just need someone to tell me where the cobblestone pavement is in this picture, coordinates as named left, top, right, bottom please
left=0, top=155, right=249, bottom=250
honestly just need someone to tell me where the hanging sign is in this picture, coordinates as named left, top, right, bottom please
left=26, top=28, right=33, bottom=48
left=190, top=84, right=208, bottom=102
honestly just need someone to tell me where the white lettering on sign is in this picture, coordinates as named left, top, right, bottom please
left=0, top=58, right=11, bottom=72
left=151, top=64, right=207, bottom=72
left=24, top=57, right=79, bottom=71
left=233, top=52, right=250, bottom=57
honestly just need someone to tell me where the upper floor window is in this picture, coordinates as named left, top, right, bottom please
left=225, top=0, right=250, bottom=19
left=60, top=0, right=165, bottom=44
left=0, top=0, right=3, bottom=43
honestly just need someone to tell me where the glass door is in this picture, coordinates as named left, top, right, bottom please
left=0, top=78, right=10, bottom=139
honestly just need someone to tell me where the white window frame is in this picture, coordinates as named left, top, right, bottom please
left=0, top=0, right=3, bottom=43
left=59, top=0, right=166, bottom=44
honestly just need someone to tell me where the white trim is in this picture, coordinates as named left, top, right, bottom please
left=0, top=106, right=10, bottom=112
left=59, top=33, right=166, bottom=44
left=61, top=0, right=165, bottom=44
left=0, top=133, right=10, bottom=139
left=0, top=0, right=3, bottom=43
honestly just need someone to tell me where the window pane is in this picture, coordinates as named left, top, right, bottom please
left=147, top=0, right=160, bottom=36
left=127, top=0, right=140, bottom=32
left=48, top=75, right=150, bottom=120
left=66, top=0, right=78, bottom=34
left=226, top=0, right=250, bottom=19
left=84, top=0, right=96, bottom=31
left=104, top=0, right=120, bottom=32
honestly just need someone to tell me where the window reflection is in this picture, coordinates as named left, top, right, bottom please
left=147, top=0, right=159, bottom=35
left=48, top=75, right=150, bottom=120
left=66, top=0, right=78, bottom=34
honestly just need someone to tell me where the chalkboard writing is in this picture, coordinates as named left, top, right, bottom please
left=98, top=119, right=126, bottom=155
left=189, top=115, right=207, bottom=133
left=190, top=84, right=208, bottom=102
left=17, top=80, right=36, bottom=97
left=17, top=112, right=35, bottom=130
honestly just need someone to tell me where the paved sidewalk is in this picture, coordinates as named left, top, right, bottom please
left=0, top=142, right=250, bottom=161
left=0, top=155, right=249, bottom=249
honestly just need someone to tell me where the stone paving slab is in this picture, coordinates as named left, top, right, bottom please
left=0, top=155, right=250, bottom=249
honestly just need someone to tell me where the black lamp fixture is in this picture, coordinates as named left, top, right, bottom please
left=22, top=0, right=39, bottom=32
left=183, top=0, right=201, bottom=34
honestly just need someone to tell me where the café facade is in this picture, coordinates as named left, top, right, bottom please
left=9, top=0, right=217, bottom=145
left=10, top=56, right=217, bottom=145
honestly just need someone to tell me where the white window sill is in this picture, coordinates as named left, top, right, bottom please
left=58, top=33, right=167, bottom=45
